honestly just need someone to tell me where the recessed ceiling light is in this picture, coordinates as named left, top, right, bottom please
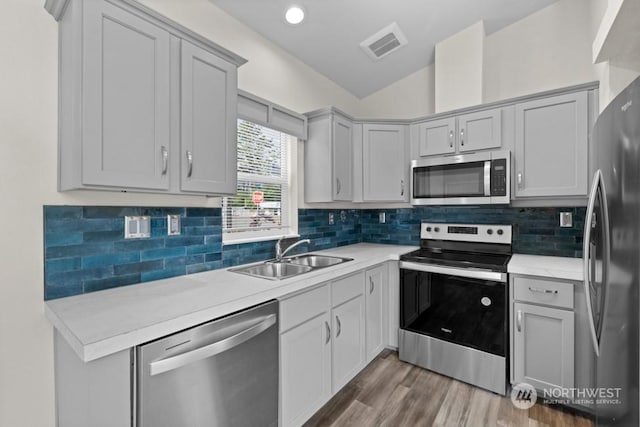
left=285, top=6, right=305, bottom=25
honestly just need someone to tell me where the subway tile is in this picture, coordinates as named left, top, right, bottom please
left=45, top=257, right=82, bottom=274
left=46, top=267, right=113, bottom=287
left=45, top=283, right=83, bottom=300
left=114, top=260, right=164, bottom=276
left=186, top=208, right=220, bottom=217
left=140, top=247, right=186, bottom=261
left=83, top=230, right=124, bottom=243
left=141, top=267, right=186, bottom=282
left=114, top=238, right=165, bottom=252
left=165, top=236, right=204, bottom=248
left=84, top=274, right=141, bottom=293
left=83, top=252, right=140, bottom=269
left=45, top=232, right=83, bottom=247
left=83, top=206, right=141, bottom=218
left=46, top=242, right=114, bottom=259
left=44, top=206, right=83, bottom=220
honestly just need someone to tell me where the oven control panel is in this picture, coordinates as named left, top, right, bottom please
left=421, top=223, right=512, bottom=244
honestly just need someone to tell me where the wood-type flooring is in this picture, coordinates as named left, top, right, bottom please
left=304, top=350, right=594, bottom=427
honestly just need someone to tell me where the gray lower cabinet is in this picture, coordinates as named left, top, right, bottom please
left=510, top=274, right=596, bottom=408
left=52, top=0, right=244, bottom=195
left=54, top=331, right=131, bottom=427
left=279, top=266, right=391, bottom=427
left=304, top=109, right=354, bottom=202
left=362, top=123, right=408, bottom=202
left=513, top=91, right=589, bottom=198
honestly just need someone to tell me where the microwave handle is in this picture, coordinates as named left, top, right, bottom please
left=484, top=161, right=491, bottom=196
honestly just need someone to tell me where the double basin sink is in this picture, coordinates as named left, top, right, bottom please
left=230, top=254, right=353, bottom=280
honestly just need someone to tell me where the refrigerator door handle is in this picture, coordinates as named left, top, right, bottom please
left=583, top=170, right=604, bottom=357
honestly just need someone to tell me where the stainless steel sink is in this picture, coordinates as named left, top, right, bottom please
left=229, top=254, right=352, bottom=280
left=288, top=254, right=352, bottom=268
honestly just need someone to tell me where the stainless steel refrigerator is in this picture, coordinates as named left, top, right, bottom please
left=584, top=75, right=640, bottom=426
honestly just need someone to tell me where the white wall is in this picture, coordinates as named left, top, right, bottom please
left=483, top=0, right=597, bottom=103
left=435, top=21, right=485, bottom=112
left=358, top=65, right=435, bottom=119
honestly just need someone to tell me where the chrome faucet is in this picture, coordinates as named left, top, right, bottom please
left=275, top=237, right=310, bottom=261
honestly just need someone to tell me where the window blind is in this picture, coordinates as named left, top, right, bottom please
left=223, top=120, right=291, bottom=235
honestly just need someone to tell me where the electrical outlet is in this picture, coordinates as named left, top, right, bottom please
left=124, top=216, right=151, bottom=239
left=168, top=215, right=181, bottom=235
left=379, top=212, right=386, bottom=224
left=560, top=212, right=573, bottom=227
left=328, top=212, right=335, bottom=225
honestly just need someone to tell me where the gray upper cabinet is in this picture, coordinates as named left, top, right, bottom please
left=514, top=91, right=589, bottom=198
left=52, top=0, right=246, bottom=195
left=415, top=108, right=502, bottom=157
left=362, top=123, right=408, bottom=202
left=304, top=110, right=353, bottom=202
left=180, top=40, right=237, bottom=194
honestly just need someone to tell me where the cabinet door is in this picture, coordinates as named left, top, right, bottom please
left=332, top=115, right=353, bottom=201
left=280, top=313, right=332, bottom=427
left=332, top=296, right=366, bottom=393
left=457, top=108, right=502, bottom=153
left=362, top=124, right=407, bottom=202
left=513, top=302, right=575, bottom=391
left=416, top=117, right=456, bottom=156
left=514, top=92, right=588, bottom=198
left=366, top=264, right=387, bottom=362
left=82, top=0, right=171, bottom=190
left=180, top=40, right=237, bottom=194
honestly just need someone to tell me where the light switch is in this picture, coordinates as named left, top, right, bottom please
left=124, top=216, right=151, bottom=239
left=168, top=215, right=181, bottom=235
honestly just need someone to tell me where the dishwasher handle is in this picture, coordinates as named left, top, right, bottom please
left=149, top=314, right=277, bottom=376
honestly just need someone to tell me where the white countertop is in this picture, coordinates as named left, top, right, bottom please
left=45, top=243, right=418, bottom=362
left=508, top=254, right=584, bottom=282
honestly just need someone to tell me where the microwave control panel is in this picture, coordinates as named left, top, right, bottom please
left=490, top=159, right=508, bottom=196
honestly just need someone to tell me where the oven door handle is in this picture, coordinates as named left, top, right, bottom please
left=399, top=261, right=507, bottom=283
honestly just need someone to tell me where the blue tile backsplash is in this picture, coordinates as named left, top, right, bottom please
left=44, top=205, right=585, bottom=300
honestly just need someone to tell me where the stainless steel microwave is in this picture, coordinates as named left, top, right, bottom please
left=410, top=151, right=510, bottom=205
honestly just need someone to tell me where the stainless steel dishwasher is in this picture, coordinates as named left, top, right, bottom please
left=136, top=300, right=278, bottom=427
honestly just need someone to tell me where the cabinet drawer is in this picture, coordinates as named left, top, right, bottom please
left=331, top=271, right=364, bottom=307
left=513, top=276, right=574, bottom=309
left=280, top=285, right=330, bottom=332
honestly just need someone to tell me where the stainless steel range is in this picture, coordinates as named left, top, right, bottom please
left=399, top=222, right=512, bottom=395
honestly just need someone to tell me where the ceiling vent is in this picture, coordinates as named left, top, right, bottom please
left=360, top=22, right=408, bottom=61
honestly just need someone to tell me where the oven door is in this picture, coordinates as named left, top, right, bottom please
left=400, top=263, right=507, bottom=357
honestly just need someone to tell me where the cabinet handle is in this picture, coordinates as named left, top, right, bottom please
left=336, top=315, right=341, bottom=338
left=528, top=287, right=558, bottom=295
left=460, top=128, right=465, bottom=146
left=449, top=130, right=454, bottom=148
left=369, top=276, right=374, bottom=294
left=186, top=150, right=193, bottom=178
left=161, top=146, right=168, bottom=175
left=336, top=178, right=341, bottom=195
left=400, top=180, right=405, bottom=196
left=325, top=321, right=331, bottom=345
left=517, top=310, right=523, bottom=332
left=517, top=172, right=523, bottom=189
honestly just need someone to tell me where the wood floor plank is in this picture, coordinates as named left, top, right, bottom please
left=305, top=351, right=594, bottom=427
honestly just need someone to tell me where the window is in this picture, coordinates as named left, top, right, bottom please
left=223, top=119, right=297, bottom=243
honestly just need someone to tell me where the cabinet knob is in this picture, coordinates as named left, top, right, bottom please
left=460, top=128, right=465, bottom=146
left=449, top=130, right=454, bottom=148
left=401, top=180, right=405, bottom=196
left=336, top=178, right=341, bottom=195
left=517, top=172, right=523, bottom=189
left=516, top=310, right=523, bottom=332
left=369, top=276, right=374, bottom=294
left=335, top=315, right=342, bottom=338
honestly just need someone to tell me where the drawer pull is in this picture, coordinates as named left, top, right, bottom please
left=528, top=287, right=558, bottom=295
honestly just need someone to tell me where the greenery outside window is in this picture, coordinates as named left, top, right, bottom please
left=222, top=119, right=297, bottom=243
